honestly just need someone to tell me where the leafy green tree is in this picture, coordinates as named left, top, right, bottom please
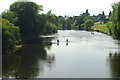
left=43, top=11, right=57, bottom=34
left=110, top=2, right=120, bottom=39
left=10, top=1, right=43, bottom=43
left=66, top=17, right=73, bottom=30
left=2, top=10, right=17, bottom=24
left=84, top=19, right=94, bottom=31
left=75, top=16, right=84, bottom=30
left=36, top=14, right=46, bottom=34
left=1, top=19, right=20, bottom=53
left=106, top=21, right=112, bottom=35
left=58, top=16, right=66, bottom=30
left=84, top=16, right=98, bottom=22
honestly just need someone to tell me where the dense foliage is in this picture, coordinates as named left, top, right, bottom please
left=9, top=1, right=58, bottom=43
left=2, top=0, right=120, bottom=53
left=10, top=1, right=43, bottom=43
left=2, top=19, right=20, bottom=52
left=110, top=2, right=120, bottom=39
left=2, top=1, right=59, bottom=52
left=2, top=10, right=17, bottom=24
left=84, top=19, right=94, bottom=31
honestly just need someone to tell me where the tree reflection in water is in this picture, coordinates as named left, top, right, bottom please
left=108, top=52, right=120, bottom=78
left=2, top=40, right=55, bottom=78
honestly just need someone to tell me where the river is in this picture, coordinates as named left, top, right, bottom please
left=2, top=30, right=120, bottom=78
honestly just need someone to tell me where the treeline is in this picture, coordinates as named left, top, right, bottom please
left=2, top=0, right=120, bottom=52
left=1, top=1, right=58, bottom=53
left=57, top=9, right=110, bottom=31
left=57, top=2, right=120, bottom=40
left=107, top=1, right=120, bottom=40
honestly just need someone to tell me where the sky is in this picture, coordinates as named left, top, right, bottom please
left=0, top=0, right=120, bottom=16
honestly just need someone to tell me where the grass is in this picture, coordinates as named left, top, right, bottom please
left=94, top=21, right=106, bottom=25
left=16, top=45, right=23, bottom=51
left=91, top=22, right=110, bottom=35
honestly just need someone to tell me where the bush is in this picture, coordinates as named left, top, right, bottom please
left=1, top=19, right=20, bottom=53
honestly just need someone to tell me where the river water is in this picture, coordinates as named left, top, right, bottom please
left=2, top=30, right=120, bottom=78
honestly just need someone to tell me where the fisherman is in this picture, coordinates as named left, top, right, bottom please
left=57, top=39, right=59, bottom=45
left=57, top=39, right=59, bottom=43
left=66, top=39, right=68, bottom=43
left=66, top=39, right=68, bottom=45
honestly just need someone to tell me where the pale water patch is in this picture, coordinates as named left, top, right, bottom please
left=39, top=30, right=119, bottom=78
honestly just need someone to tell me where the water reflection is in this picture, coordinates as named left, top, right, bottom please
left=66, top=42, right=68, bottom=46
left=2, top=39, right=55, bottom=78
left=108, top=52, right=120, bottom=78
left=57, top=42, right=59, bottom=46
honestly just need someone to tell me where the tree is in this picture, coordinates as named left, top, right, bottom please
left=84, top=16, right=98, bottom=22
left=2, top=10, right=17, bottom=24
left=58, top=16, right=67, bottom=30
left=75, top=16, right=84, bottom=30
left=84, top=19, right=94, bottom=31
left=106, top=21, right=112, bottom=35
left=42, top=11, right=58, bottom=34
left=10, top=1, right=43, bottom=43
left=1, top=19, right=20, bottom=53
left=66, top=17, right=73, bottom=30
left=110, top=2, right=120, bottom=39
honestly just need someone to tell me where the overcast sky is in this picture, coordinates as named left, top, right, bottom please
left=0, top=0, right=119, bottom=16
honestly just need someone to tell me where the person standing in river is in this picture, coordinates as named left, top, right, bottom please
left=66, top=39, right=68, bottom=45
left=57, top=39, right=59, bottom=45
left=66, top=39, right=68, bottom=43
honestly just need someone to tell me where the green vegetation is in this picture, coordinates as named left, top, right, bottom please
left=1, top=19, right=20, bottom=52
left=16, top=45, right=23, bottom=51
left=110, top=2, right=120, bottom=39
left=2, top=1, right=58, bottom=53
left=92, top=1, right=120, bottom=40
left=84, top=19, right=94, bottom=31
left=9, top=1, right=57, bottom=43
left=93, top=1, right=120, bottom=39
left=2, top=0, right=120, bottom=53
left=2, top=10, right=17, bottom=24
left=92, top=22, right=110, bottom=35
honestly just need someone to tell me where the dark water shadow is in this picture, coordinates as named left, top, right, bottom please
left=108, top=52, right=120, bottom=78
left=66, top=42, right=68, bottom=46
left=2, top=38, right=55, bottom=78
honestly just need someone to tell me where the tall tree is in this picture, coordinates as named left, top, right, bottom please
left=84, top=19, right=94, bottom=31
left=75, top=16, right=84, bottom=30
left=2, top=10, right=17, bottom=24
left=2, top=19, right=20, bottom=52
left=10, top=1, right=43, bottom=43
left=43, top=11, right=58, bottom=34
left=111, top=2, right=120, bottom=39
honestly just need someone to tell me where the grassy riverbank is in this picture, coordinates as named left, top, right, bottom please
left=91, top=22, right=110, bottom=35
left=16, top=45, right=23, bottom=51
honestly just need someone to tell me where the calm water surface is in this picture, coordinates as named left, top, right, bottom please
left=3, top=30, right=120, bottom=78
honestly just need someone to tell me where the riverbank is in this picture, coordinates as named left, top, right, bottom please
left=91, top=22, right=110, bottom=35
left=16, top=45, right=23, bottom=51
